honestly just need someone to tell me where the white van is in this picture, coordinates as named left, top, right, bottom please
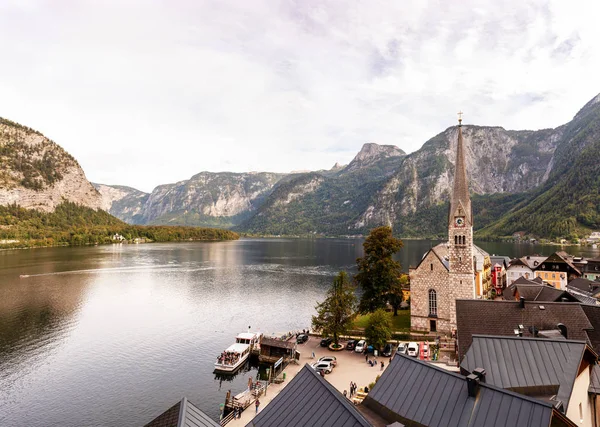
left=407, top=342, right=419, bottom=357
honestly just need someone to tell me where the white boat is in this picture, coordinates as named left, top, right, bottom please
left=214, top=332, right=261, bottom=373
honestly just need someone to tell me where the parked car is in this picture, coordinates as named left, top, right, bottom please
left=422, top=342, right=429, bottom=357
left=382, top=343, right=394, bottom=357
left=318, top=356, right=337, bottom=366
left=346, top=339, right=357, bottom=350
left=407, top=342, right=419, bottom=357
left=397, top=342, right=407, bottom=355
left=320, top=337, right=333, bottom=347
left=310, top=361, right=333, bottom=374
left=355, top=340, right=367, bottom=353
left=296, top=334, right=308, bottom=343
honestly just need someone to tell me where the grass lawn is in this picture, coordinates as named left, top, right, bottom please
left=353, top=310, right=411, bottom=331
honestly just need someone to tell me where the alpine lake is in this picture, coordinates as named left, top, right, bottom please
left=1, top=238, right=598, bottom=426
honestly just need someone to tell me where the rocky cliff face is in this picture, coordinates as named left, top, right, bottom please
left=353, top=125, right=560, bottom=229
left=97, top=171, right=285, bottom=227
left=0, top=118, right=102, bottom=212
left=344, top=143, right=405, bottom=173
left=93, top=184, right=149, bottom=224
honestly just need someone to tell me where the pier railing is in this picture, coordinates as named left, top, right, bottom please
left=220, top=382, right=267, bottom=426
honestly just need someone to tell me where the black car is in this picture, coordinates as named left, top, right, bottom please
left=346, top=339, right=356, bottom=350
left=382, top=343, right=394, bottom=357
left=296, top=334, right=309, bottom=343
left=320, top=337, right=333, bottom=347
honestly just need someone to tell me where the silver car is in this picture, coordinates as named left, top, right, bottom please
left=311, top=361, right=333, bottom=374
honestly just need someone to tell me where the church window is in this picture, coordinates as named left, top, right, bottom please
left=429, top=289, right=437, bottom=317
left=455, top=236, right=458, bottom=245
left=430, top=263, right=433, bottom=271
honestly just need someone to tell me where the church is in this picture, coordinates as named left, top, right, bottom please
left=410, top=114, right=491, bottom=335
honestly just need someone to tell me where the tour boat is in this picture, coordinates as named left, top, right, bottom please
left=214, top=332, right=261, bottom=374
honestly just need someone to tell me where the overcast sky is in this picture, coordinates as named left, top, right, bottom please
left=1, top=0, right=599, bottom=192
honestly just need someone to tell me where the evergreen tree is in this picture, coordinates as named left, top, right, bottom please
left=355, top=226, right=403, bottom=314
left=311, top=271, right=356, bottom=348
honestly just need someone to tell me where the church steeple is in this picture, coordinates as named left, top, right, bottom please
left=449, top=111, right=471, bottom=225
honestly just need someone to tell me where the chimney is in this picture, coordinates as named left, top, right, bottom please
left=466, top=374, right=480, bottom=397
left=557, top=323, right=568, bottom=339
left=519, top=297, right=525, bottom=309
left=473, top=368, right=486, bottom=383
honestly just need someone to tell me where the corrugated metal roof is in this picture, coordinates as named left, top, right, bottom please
left=461, top=335, right=586, bottom=411
left=590, top=364, right=600, bottom=394
left=365, top=354, right=561, bottom=427
left=144, top=398, right=219, bottom=427
left=245, top=364, right=370, bottom=427
left=456, top=300, right=598, bottom=360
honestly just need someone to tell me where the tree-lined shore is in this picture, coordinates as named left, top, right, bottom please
left=0, top=202, right=239, bottom=249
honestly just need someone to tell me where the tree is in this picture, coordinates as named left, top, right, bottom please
left=311, top=271, right=356, bottom=348
left=388, top=273, right=410, bottom=316
left=355, top=226, right=403, bottom=314
left=364, top=309, right=392, bottom=351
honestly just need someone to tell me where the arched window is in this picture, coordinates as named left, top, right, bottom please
left=429, top=289, right=437, bottom=317
left=455, top=235, right=458, bottom=245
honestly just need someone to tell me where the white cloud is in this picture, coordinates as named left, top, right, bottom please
left=0, top=0, right=599, bottom=192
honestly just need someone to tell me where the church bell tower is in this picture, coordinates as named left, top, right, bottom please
left=448, top=112, right=475, bottom=311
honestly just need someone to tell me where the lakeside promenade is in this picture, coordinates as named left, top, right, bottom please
left=227, top=336, right=389, bottom=426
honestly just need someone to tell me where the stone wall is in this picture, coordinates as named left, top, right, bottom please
left=410, top=249, right=451, bottom=333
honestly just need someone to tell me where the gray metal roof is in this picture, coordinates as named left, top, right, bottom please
left=461, top=335, right=587, bottom=412
left=144, top=397, right=219, bottom=427
left=590, top=364, right=600, bottom=394
left=245, top=364, right=370, bottom=427
left=364, top=353, right=568, bottom=427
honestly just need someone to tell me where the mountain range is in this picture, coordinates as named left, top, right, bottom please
left=2, top=93, right=600, bottom=239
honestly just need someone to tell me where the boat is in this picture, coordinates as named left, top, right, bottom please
left=214, top=332, right=261, bottom=374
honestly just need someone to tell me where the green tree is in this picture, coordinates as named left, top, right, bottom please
left=364, top=309, right=392, bottom=351
left=311, top=271, right=356, bottom=348
left=355, top=226, right=403, bottom=314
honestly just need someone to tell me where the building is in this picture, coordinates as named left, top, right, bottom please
left=461, top=335, right=599, bottom=426
left=535, top=252, right=582, bottom=289
left=361, top=353, right=575, bottom=427
left=144, top=397, right=219, bottom=427
left=583, top=258, right=600, bottom=281
left=490, top=255, right=510, bottom=295
left=245, top=364, right=371, bottom=427
left=567, top=278, right=600, bottom=305
left=506, top=255, right=547, bottom=285
left=503, top=276, right=579, bottom=302
left=456, top=299, right=600, bottom=361
left=410, top=116, right=490, bottom=335
left=258, top=337, right=297, bottom=364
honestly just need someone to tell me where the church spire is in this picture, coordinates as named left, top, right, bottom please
left=449, top=111, right=471, bottom=224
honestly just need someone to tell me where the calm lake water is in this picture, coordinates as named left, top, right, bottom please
left=0, top=238, right=598, bottom=426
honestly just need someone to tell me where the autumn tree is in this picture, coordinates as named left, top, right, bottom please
left=355, top=226, right=403, bottom=314
left=311, top=271, right=356, bottom=348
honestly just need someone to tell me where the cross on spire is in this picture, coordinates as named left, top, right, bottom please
left=457, top=111, right=463, bottom=125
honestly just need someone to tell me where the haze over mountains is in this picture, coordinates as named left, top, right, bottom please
left=1, top=93, right=599, bottom=239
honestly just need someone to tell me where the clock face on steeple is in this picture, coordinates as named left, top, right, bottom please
left=454, top=217, right=465, bottom=227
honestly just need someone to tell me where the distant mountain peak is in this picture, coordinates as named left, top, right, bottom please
left=331, top=162, right=345, bottom=170
left=344, top=143, right=405, bottom=173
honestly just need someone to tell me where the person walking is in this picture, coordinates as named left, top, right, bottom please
left=381, top=361, right=385, bottom=371
left=343, top=390, right=347, bottom=398
left=255, top=399, right=260, bottom=413
left=365, top=354, right=368, bottom=363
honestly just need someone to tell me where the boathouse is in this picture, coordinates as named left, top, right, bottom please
left=258, top=337, right=296, bottom=364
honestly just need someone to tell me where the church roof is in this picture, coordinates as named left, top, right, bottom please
left=448, top=123, right=472, bottom=225
left=144, top=397, right=219, bottom=427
